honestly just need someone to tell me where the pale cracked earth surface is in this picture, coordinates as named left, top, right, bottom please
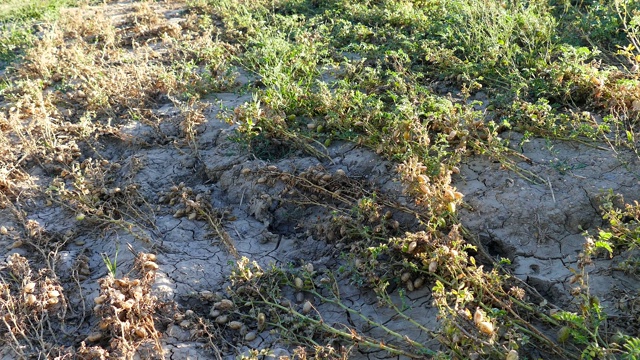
left=2, top=90, right=638, bottom=359
left=0, top=2, right=639, bottom=360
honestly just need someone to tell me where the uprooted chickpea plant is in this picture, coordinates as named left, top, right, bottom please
left=0, top=0, right=639, bottom=359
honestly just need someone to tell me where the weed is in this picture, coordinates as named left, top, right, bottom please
left=100, top=243, right=119, bottom=278
left=594, top=191, right=640, bottom=275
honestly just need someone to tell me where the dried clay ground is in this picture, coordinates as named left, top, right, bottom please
left=0, top=1, right=639, bottom=359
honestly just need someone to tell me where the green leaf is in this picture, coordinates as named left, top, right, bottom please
left=598, top=231, right=613, bottom=241
left=594, top=240, right=614, bottom=257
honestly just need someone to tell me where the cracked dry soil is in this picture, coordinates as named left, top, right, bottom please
left=1, top=2, right=639, bottom=360
left=2, top=92, right=638, bottom=359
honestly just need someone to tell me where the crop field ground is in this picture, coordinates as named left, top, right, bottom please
left=0, top=0, right=639, bottom=359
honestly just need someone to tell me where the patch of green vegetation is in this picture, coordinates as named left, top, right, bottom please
left=551, top=0, right=640, bottom=51
left=0, top=0, right=76, bottom=65
left=192, top=0, right=640, bottom=358
left=595, top=191, right=640, bottom=275
left=0, top=0, right=72, bottom=22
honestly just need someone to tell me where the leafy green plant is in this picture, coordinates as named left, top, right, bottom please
left=594, top=191, right=640, bottom=274
left=101, top=243, right=119, bottom=278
